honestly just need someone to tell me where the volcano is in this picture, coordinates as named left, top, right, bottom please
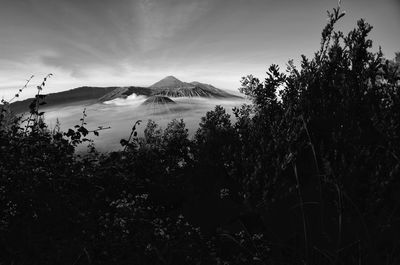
left=149, top=76, right=186, bottom=89
left=8, top=76, right=241, bottom=114
left=142, top=95, right=176, bottom=105
left=98, top=76, right=240, bottom=104
left=149, top=76, right=240, bottom=98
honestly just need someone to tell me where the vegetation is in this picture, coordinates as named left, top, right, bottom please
left=1, top=6, right=399, bottom=265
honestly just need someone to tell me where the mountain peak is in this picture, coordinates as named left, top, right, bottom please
left=150, top=76, right=185, bottom=88
left=165, top=75, right=179, bottom=80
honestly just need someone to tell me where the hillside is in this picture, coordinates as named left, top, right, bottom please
left=98, top=86, right=151, bottom=102
left=150, top=76, right=241, bottom=98
left=9, top=86, right=117, bottom=114
left=149, top=75, right=186, bottom=88
left=8, top=76, right=241, bottom=114
left=142, top=95, right=176, bottom=105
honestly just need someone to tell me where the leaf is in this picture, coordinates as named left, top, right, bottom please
left=29, top=101, right=37, bottom=111
left=65, top=129, right=75, bottom=137
left=93, top=131, right=99, bottom=136
left=74, top=132, right=81, bottom=139
left=120, top=139, right=128, bottom=146
left=78, top=126, right=89, bottom=136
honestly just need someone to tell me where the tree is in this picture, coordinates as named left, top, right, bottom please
left=236, top=6, right=400, bottom=264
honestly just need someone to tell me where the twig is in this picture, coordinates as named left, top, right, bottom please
left=24, top=74, right=53, bottom=133
left=6, top=75, right=34, bottom=104
left=301, top=115, right=326, bottom=236
left=334, top=183, right=343, bottom=265
left=123, top=120, right=142, bottom=152
left=292, top=162, right=309, bottom=262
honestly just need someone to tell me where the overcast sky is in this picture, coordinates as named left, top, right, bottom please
left=1, top=0, right=399, bottom=99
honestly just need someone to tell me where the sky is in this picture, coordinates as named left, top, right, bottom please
left=1, top=0, right=399, bottom=100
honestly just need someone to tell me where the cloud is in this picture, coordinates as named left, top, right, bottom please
left=135, top=0, right=209, bottom=51
left=1, top=0, right=399, bottom=101
left=103, top=93, right=147, bottom=106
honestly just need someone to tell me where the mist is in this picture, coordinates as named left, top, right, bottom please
left=41, top=96, right=249, bottom=152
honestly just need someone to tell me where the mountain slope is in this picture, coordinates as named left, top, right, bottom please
left=189, top=81, right=241, bottom=98
left=98, top=87, right=151, bottom=102
left=150, top=76, right=240, bottom=98
left=152, top=86, right=214, bottom=97
left=7, top=76, right=242, bottom=113
left=141, top=95, right=177, bottom=115
left=142, top=95, right=176, bottom=105
left=150, top=76, right=186, bottom=88
left=9, top=86, right=117, bottom=114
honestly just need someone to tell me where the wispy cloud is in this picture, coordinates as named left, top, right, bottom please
left=135, top=0, right=209, bottom=51
left=0, top=0, right=399, bottom=100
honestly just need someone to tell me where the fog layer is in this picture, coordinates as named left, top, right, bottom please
left=41, top=96, right=248, bottom=152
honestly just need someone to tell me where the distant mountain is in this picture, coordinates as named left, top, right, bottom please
left=8, top=76, right=242, bottom=114
left=189, top=81, right=239, bottom=98
left=99, top=76, right=241, bottom=102
left=152, top=86, right=214, bottom=98
left=9, top=86, right=118, bottom=114
left=149, top=76, right=186, bottom=89
left=150, top=76, right=241, bottom=98
left=142, top=95, right=176, bottom=105
left=98, top=87, right=151, bottom=102
left=140, top=95, right=177, bottom=115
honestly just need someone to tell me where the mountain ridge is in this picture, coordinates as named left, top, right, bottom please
left=7, top=76, right=242, bottom=114
left=8, top=86, right=118, bottom=114
left=149, top=76, right=241, bottom=98
left=149, top=76, right=186, bottom=88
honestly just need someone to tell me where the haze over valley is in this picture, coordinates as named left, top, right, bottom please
left=11, top=76, right=247, bottom=151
